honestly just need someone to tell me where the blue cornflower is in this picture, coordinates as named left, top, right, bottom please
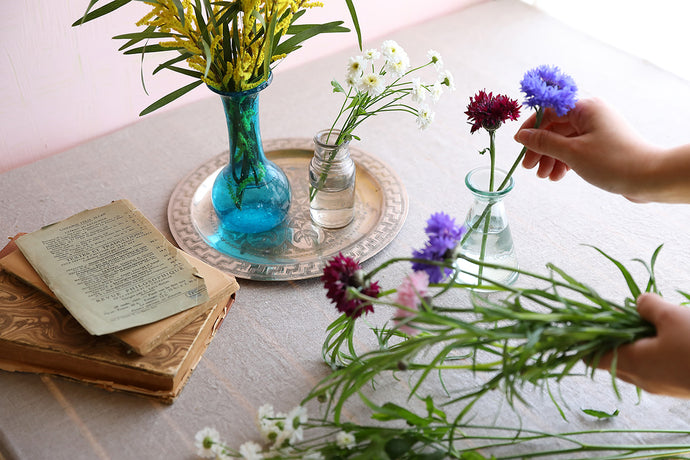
left=520, top=65, right=578, bottom=116
left=412, top=212, right=466, bottom=283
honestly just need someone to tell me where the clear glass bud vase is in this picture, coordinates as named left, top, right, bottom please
left=308, top=129, right=356, bottom=229
left=455, top=167, right=518, bottom=287
left=208, top=74, right=291, bottom=235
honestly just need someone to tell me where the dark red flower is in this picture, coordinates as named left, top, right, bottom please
left=322, top=253, right=380, bottom=318
left=465, top=90, right=521, bottom=133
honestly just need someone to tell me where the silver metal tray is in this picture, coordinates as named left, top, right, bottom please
left=167, top=138, right=408, bottom=281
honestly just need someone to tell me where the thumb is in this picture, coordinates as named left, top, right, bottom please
left=514, top=128, right=574, bottom=163
left=635, top=292, right=675, bottom=325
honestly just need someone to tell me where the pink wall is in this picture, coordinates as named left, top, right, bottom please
left=0, top=1, right=482, bottom=173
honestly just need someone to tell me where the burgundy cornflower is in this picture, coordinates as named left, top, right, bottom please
left=465, top=90, right=521, bottom=133
left=322, top=253, right=381, bottom=318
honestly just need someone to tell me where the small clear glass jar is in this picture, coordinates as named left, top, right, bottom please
left=308, top=129, right=356, bottom=229
left=455, top=166, right=518, bottom=287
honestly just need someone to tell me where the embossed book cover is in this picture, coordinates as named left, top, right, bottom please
left=0, top=238, right=238, bottom=403
left=1, top=236, right=238, bottom=355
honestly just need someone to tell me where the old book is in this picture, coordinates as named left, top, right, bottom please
left=0, top=238, right=238, bottom=355
left=15, top=199, right=210, bottom=336
left=0, top=266, right=237, bottom=403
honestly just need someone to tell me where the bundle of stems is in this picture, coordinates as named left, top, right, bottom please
left=292, top=407, right=690, bottom=459
left=308, top=245, right=666, bottom=422
left=204, top=392, right=690, bottom=458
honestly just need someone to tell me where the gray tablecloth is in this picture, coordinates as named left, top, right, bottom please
left=2, top=1, right=690, bottom=458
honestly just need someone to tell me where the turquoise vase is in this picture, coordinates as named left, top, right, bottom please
left=208, top=74, right=291, bottom=234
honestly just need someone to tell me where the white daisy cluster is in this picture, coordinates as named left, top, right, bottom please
left=337, top=39, right=455, bottom=133
left=194, top=405, right=313, bottom=460
left=256, top=404, right=308, bottom=450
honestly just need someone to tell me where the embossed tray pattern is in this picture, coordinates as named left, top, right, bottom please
left=167, top=138, right=408, bottom=281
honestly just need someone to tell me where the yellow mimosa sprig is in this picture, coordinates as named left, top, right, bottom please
left=74, top=0, right=361, bottom=115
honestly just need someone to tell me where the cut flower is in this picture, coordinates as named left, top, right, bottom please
left=322, top=253, right=380, bottom=318
left=412, top=212, right=466, bottom=283
left=466, top=89, right=521, bottom=133
left=520, top=64, right=578, bottom=116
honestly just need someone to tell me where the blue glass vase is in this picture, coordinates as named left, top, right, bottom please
left=208, top=75, right=291, bottom=234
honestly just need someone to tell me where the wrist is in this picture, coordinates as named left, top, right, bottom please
left=643, top=145, right=690, bottom=203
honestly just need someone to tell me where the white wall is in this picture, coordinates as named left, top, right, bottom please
left=0, top=0, right=482, bottom=173
left=523, top=0, right=690, bottom=82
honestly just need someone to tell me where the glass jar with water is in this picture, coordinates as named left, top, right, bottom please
left=309, top=129, right=356, bottom=229
left=455, top=166, right=518, bottom=288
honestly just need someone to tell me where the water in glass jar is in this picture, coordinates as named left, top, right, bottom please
left=309, top=186, right=355, bottom=228
left=455, top=225, right=518, bottom=287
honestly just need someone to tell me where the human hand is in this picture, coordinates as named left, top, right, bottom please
left=596, top=293, right=690, bottom=398
left=514, top=98, right=661, bottom=202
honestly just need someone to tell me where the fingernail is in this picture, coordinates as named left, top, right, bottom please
left=514, top=129, right=532, bottom=144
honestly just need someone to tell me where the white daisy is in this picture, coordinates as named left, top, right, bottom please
left=363, top=48, right=380, bottom=61
left=194, top=427, right=221, bottom=459
left=430, top=81, right=444, bottom=102
left=345, top=74, right=360, bottom=88
left=239, top=441, right=264, bottom=460
left=384, top=53, right=410, bottom=79
left=439, top=70, right=455, bottom=90
left=212, top=444, right=232, bottom=460
left=285, top=406, right=308, bottom=444
left=427, top=49, right=443, bottom=71
left=357, top=72, right=386, bottom=97
left=381, top=39, right=404, bottom=61
left=346, top=55, right=365, bottom=78
left=411, top=77, right=426, bottom=104
left=335, top=431, right=356, bottom=449
left=256, top=405, right=280, bottom=444
left=416, top=106, right=435, bottom=130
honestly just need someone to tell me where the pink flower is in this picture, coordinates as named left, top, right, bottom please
left=394, top=271, right=429, bottom=335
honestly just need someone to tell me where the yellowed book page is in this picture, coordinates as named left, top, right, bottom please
left=15, top=199, right=210, bottom=335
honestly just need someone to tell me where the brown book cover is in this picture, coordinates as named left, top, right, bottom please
left=0, top=235, right=239, bottom=355
left=0, top=269, right=236, bottom=403
left=0, top=235, right=239, bottom=403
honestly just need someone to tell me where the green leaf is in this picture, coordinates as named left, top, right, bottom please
left=138, top=80, right=203, bottom=116
left=72, top=0, right=132, bottom=26
left=153, top=52, right=193, bottom=75
left=677, top=290, right=690, bottom=305
left=582, top=408, right=620, bottom=419
left=164, top=66, right=203, bottom=78
left=275, top=21, right=348, bottom=56
left=460, top=452, right=490, bottom=460
left=123, top=44, right=184, bottom=55
left=171, top=0, right=186, bottom=28
left=384, top=436, right=417, bottom=458
left=331, top=80, right=346, bottom=94
left=588, top=245, right=641, bottom=300
left=193, top=0, right=211, bottom=47
left=114, top=27, right=173, bottom=51
left=262, top=9, right=278, bottom=79
left=201, top=39, right=213, bottom=78
left=345, top=0, right=363, bottom=50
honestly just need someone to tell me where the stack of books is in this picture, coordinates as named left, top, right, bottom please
left=0, top=200, right=239, bottom=403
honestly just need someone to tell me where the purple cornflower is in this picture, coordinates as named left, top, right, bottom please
left=411, top=212, right=466, bottom=283
left=322, top=253, right=380, bottom=318
left=520, top=65, right=577, bottom=116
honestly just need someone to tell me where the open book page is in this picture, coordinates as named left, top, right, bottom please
left=15, top=199, right=210, bottom=335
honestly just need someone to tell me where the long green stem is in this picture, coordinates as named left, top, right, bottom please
left=498, top=107, right=544, bottom=190
left=477, top=130, right=496, bottom=283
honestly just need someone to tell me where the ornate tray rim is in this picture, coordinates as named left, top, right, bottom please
left=167, top=138, right=408, bottom=281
